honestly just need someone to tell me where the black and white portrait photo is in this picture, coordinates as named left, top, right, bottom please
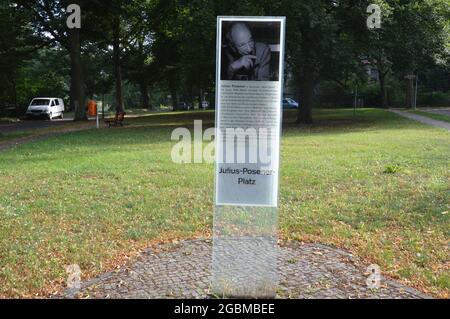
left=220, top=20, right=281, bottom=81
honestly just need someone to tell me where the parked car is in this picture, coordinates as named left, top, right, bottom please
left=26, top=97, right=65, bottom=120
left=282, top=98, right=299, bottom=109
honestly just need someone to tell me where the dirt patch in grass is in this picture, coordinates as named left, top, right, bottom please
left=0, top=121, right=97, bottom=152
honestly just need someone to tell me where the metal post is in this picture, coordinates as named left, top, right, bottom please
left=96, top=106, right=99, bottom=129
left=101, top=94, right=105, bottom=119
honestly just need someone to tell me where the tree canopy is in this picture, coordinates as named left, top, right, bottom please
left=1, top=0, right=448, bottom=122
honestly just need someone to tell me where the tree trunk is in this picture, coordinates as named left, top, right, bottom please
left=405, top=76, right=414, bottom=108
left=198, top=89, right=203, bottom=109
left=379, top=72, right=388, bottom=108
left=148, top=90, right=153, bottom=111
left=11, top=78, right=18, bottom=115
left=139, top=81, right=150, bottom=109
left=169, top=77, right=178, bottom=110
left=70, top=27, right=86, bottom=121
left=113, top=21, right=124, bottom=113
left=188, top=86, right=194, bottom=110
left=297, top=69, right=314, bottom=124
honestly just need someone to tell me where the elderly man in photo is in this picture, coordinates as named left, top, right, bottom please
left=223, top=23, right=272, bottom=81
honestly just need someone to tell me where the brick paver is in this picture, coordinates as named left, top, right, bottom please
left=59, top=239, right=429, bottom=299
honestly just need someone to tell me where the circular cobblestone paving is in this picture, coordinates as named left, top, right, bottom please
left=59, top=239, right=429, bottom=299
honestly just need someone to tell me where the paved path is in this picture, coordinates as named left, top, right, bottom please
left=421, top=108, right=450, bottom=117
left=390, top=109, right=450, bottom=131
left=58, top=239, right=429, bottom=299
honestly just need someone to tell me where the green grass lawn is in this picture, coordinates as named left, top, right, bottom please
left=410, top=110, right=450, bottom=124
left=0, top=108, right=448, bottom=298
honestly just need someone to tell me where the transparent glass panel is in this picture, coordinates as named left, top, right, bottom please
left=212, top=205, right=278, bottom=298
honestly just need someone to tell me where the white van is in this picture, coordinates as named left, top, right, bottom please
left=26, top=97, right=65, bottom=120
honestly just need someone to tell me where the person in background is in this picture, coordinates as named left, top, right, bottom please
left=86, top=99, right=97, bottom=117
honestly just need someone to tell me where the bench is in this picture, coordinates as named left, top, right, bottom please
left=105, top=112, right=126, bottom=128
